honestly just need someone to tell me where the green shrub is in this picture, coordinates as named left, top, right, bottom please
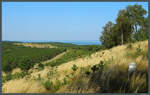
left=63, top=77, right=67, bottom=85
left=53, top=80, right=61, bottom=91
left=72, top=64, right=78, bottom=72
left=43, top=80, right=53, bottom=90
left=91, top=61, right=105, bottom=73
left=136, top=45, right=142, bottom=54
left=12, top=72, right=26, bottom=79
left=38, top=62, right=44, bottom=71
left=43, top=80, right=62, bottom=92
left=2, top=72, right=12, bottom=83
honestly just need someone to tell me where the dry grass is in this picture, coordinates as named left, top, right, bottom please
left=2, top=40, right=148, bottom=93
left=11, top=68, right=22, bottom=75
left=2, top=78, right=47, bottom=93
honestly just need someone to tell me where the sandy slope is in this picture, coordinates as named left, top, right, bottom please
left=14, top=43, right=57, bottom=48
left=2, top=40, right=148, bottom=93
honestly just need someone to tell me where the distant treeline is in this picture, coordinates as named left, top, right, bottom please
left=100, top=4, right=148, bottom=49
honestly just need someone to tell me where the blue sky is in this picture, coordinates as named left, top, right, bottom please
left=2, top=2, right=148, bottom=42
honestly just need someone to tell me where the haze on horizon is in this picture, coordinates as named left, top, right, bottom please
left=2, top=2, right=148, bottom=42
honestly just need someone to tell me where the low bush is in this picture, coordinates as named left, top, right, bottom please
left=12, top=72, right=26, bottom=79
left=72, top=64, right=78, bottom=72
left=43, top=80, right=62, bottom=92
left=38, top=62, right=44, bottom=71
left=2, top=72, right=12, bottom=83
left=43, top=80, right=53, bottom=90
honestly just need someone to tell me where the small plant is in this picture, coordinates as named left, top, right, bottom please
left=43, top=79, right=62, bottom=92
left=63, top=77, right=67, bottom=85
left=136, top=45, right=142, bottom=54
left=54, top=80, right=61, bottom=91
left=85, top=71, right=91, bottom=75
left=66, top=74, right=70, bottom=78
left=12, top=72, right=26, bottom=79
left=72, top=64, right=78, bottom=72
left=37, top=74, right=41, bottom=81
left=2, top=72, right=12, bottom=82
left=38, top=62, right=44, bottom=71
left=43, top=80, right=53, bottom=90
left=91, top=61, right=105, bottom=73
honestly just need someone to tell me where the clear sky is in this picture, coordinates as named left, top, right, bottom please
left=2, top=2, right=148, bottom=42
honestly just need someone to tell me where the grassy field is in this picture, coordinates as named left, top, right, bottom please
left=2, top=40, right=148, bottom=93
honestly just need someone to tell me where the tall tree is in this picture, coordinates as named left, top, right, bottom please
left=99, top=21, right=115, bottom=48
left=125, top=4, right=147, bottom=34
left=99, top=4, right=148, bottom=49
left=116, top=11, right=132, bottom=44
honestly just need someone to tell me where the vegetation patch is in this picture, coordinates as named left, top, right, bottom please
left=2, top=42, right=66, bottom=72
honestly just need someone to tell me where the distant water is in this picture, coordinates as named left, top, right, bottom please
left=4, top=40, right=101, bottom=45
left=60, top=41, right=101, bottom=45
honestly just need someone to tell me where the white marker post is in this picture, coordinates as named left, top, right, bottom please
left=128, top=62, right=136, bottom=81
left=128, top=62, right=136, bottom=73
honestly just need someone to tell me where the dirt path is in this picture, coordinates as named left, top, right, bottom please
left=42, top=51, right=67, bottom=65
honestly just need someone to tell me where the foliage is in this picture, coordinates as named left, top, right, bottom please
left=2, top=71, right=27, bottom=83
left=47, top=45, right=102, bottom=67
left=99, top=4, right=148, bottom=49
left=2, top=72, right=12, bottom=83
left=43, top=80, right=62, bottom=92
left=43, top=80, right=53, bottom=90
left=91, top=61, right=105, bottom=73
left=72, top=64, right=78, bottom=72
left=63, top=77, right=67, bottom=85
left=38, top=62, right=44, bottom=71
left=2, top=42, right=66, bottom=72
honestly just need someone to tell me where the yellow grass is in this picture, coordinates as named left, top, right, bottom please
left=2, top=40, right=148, bottom=93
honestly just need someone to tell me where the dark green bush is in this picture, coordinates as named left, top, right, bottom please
left=72, top=64, right=78, bottom=72
left=43, top=80, right=53, bottom=90
left=2, top=72, right=12, bottom=83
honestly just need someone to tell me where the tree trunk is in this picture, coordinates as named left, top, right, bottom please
left=135, top=25, right=138, bottom=33
left=122, top=31, right=124, bottom=45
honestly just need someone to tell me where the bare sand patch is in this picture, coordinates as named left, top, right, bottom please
left=14, top=43, right=57, bottom=48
